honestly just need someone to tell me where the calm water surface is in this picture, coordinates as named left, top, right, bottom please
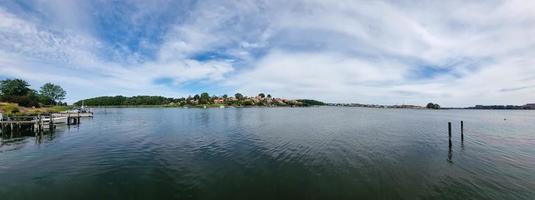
left=1, top=107, right=534, bottom=199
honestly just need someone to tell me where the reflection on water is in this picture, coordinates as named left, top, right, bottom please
left=0, top=107, right=534, bottom=199
left=448, top=146, right=452, bottom=163
left=1, top=129, right=59, bottom=153
left=1, top=121, right=85, bottom=153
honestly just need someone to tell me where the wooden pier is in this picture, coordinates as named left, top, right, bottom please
left=0, top=113, right=87, bottom=135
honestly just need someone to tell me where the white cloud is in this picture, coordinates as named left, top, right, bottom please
left=0, top=6, right=235, bottom=102
left=229, top=50, right=408, bottom=102
left=225, top=0, right=535, bottom=106
left=0, top=1, right=534, bottom=106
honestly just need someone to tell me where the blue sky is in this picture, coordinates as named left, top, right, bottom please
left=0, top=0, right=534, bottom=106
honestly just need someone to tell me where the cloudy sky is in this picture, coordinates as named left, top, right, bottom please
left=0, top=0, right=534, bottom=106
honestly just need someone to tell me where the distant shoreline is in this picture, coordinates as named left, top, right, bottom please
left=74, top=95, right=326, bottom=107
left=82, top=105, right=535, bottom=111
left=327, top=103, right=535, bottom=110
left=73, top=95, right=535, bottom=111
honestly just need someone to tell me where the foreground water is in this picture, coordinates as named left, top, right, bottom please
left=0, top=107, right=534, bottom=199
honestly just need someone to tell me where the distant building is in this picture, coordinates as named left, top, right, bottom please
left=525, top=103, right=535, bottom=109
left=213, top=99, right=225, bottom=104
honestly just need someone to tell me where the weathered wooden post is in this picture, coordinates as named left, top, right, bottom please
left=38, top=114, right=42, bottom=132
left=461, top=121, right=464, bottom=141
left=448, top=122, right=452, bottom=148
left=31, top=117, right=35, bottom=132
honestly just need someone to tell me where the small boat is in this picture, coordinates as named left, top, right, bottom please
left=69, top=102, right=91, bottom=113
left=61, top=101, right=93, bottom=117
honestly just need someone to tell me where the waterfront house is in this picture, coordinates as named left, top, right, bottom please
left=213, top=99, right=225, bottom=104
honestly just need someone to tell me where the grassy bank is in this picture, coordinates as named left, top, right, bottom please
left=0, top=102, right=69, bottom=115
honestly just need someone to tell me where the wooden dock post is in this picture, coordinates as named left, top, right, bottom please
left=31, top=117, right=35, bottom=132
left=461, top=121, right=464, bottom=141
left=448, top=122, right=452, bottom=148
left=38, top=115, right=42, bottom=133
left=50, top=114, right=54, bottom=130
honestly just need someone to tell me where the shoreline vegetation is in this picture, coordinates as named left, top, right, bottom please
left=0, top=102, right=69, bottom=115
left=0, top=78, right=69, bottom=115
left=74, top=93, right=326, bottom=108
left=74, top=95, right=535, bottom=111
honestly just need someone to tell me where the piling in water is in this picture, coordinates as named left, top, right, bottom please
left=448, top=122, right=452, bottom=148
left=461, top=121, right=464, bottom=141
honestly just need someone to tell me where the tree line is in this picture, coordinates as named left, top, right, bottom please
left=75, top=92, right=325, bottom=107
left=0, top=79, right=66, bottom=107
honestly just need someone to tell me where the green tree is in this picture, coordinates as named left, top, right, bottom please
left=0, top=79, right=30, bottom=96
left=426, top=102, right=440, bottom=109
left=0, top=79, right=40, bottom=107
left=235, top=93, right=244, bottom=100
left=242, top=99, right=254, bottom=106
left=267, top=94, right=272, bottom=98
left=222, top=94, right=228, bottom=99
left=258, top=93, right=265, bottom=98
left=200, top=92, right=210, bottom=104
left=297, top=99, right=325, bottom=106
left=39, top=82, right=66, bottom=105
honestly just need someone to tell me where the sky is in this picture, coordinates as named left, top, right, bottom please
left=0, top=0, right=534, bottom=106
